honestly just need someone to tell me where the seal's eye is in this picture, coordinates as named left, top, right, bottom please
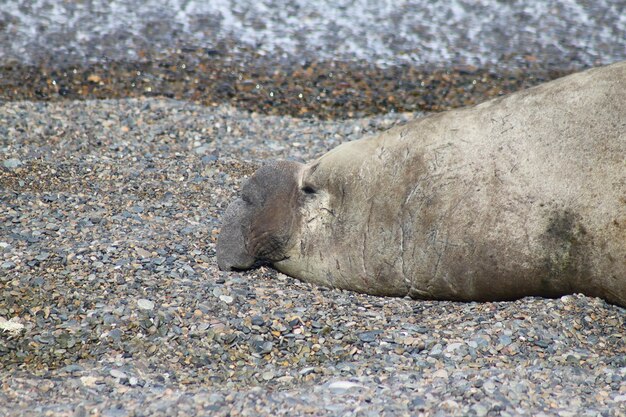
left=301, top=185, right=316, bottom=195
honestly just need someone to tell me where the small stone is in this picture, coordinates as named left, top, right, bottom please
left=262, top=341, right=274, bottom=352
left=39, top=380, right=54, bottom=393
left=328, top=380, right=366, bottom=394
left=429, top=343, right=443, bottom=357
left=445, top=342, right=464, bottom=352
left=0, top=317, right=24, bottom=334
left=137, top=299, right=155, bottom=310
left=80, top=376, right=98, bottom=387
left=251, top=315, right=265, bottom=326
left=45, top=222, right=59, bottom=231
left=135, top=247, right=151, bottom=258
left=1, top=261, right=15, bottom=270
left=3, top=158, right=23, bottom=169
left=108, top=328, right=122, bottom=341
left=254, top=341, right=273, bottom=354
left=357, top=330, right=381, bottom=342
left=194, top=145, right=211, bottom=154
left=299, top=367, right=316, bottom=376
left=498, top=335, right=512, bottom=346
left=208, top=393, right=224, bottom=403
left=109, top=369, right=127, bottom=379
left=432, top=369, right=449, bottom=379
left=180, top=226, right=196, bottom=235
left=62, top=364, right=84, bottom=373
left=473, top=404, right=489, bottom=417
left=221, top=333, right=238, bottom=345
left=262, top=371, right=274, bottom=381
left=483, top=380, right=496, bottom=393
left=219, top=295, right=234, bottom=304
left=35, top=252, right=50, bottom=261
left=410, top=398, right=426, bottom=409
left=440, top=400, right=460, bottom=410
left=201, top=154, right=218, bottom=163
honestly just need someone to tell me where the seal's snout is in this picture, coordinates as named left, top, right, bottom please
left=217, top=160, right=305, bottom=271
left=216, top=198, right=256, bottom=270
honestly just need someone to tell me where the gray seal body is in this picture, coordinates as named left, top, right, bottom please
left=218, top=62, right=626, bottom=307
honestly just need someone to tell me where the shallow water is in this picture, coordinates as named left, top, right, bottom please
left=2, top=0, right=625, bottom=68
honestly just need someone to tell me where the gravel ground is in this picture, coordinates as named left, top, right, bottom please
left=1, top=98, right=625, bottom=416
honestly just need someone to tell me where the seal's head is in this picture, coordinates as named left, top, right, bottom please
left=216, top=137, right=409, bottom=295
left=217, top=160, right=307, bottom=270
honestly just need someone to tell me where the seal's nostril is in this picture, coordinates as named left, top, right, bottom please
left=302, top=185, right=316, bottom=194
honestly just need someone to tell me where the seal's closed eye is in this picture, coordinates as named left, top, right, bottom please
left=301, top=185, right=316, bottom=194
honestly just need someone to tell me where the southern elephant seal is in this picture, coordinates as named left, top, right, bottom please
left=217, top=62, right=626, bottom=307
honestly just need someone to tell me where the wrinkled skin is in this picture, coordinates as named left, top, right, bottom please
left=217, top=62, right=626, bottom=307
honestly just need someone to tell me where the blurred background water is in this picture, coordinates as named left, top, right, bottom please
left=1, top=0, right=624, bottom=117
left=2, top=0, right=625, bottom=69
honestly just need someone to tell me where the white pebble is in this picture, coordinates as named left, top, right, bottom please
left=327, top=380, right=366, bottom=393
left=219, top=295, right=234, bottom=304
left=109, top=369, right=127, bottom=379
left=137, top=299, right=155, bottom=310
left=0, top=317, right=24, bottom=335
left=432, top=369, right=449, bottom=379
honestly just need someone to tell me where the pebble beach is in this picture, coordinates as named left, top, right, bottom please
left=2, top=1, right=626, bottom=416
left=2, top=98, right=625, bottom=417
